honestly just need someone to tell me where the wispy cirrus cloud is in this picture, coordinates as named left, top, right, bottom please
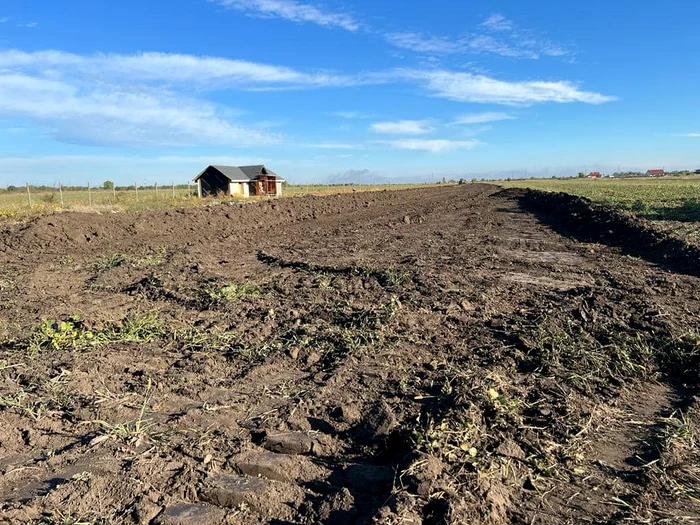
left=384, top=13, right=569, bottom=59
left=328, top=110, right=373, bottom=119
left=672, top=133, right=700, bottom=137
left=305, top=142, right=363, bottom=149
left=211, top=0, right=360, bottom=31
left=371, top=120, right=434, bottom=135
left=0, top=49, right=360, bottom=89
left=0, top=17, right=8, bottom=23
left=481, top=13, right=514, bottom=32
left=0, top=73, right=275, bottom=147
left=386, top=138, right=481, bottom=153
left=400, top=69, right=616, bottom=105
left=0, top=47, right=615, bottom=149
left=453, top=112, right=516, bottom=125
left=384, top=32, right=463, bottom=54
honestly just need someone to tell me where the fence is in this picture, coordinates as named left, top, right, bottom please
left=4, top=183, right=197, bottom=209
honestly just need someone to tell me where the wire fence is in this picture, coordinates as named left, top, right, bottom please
left=3, top=182, right=197, bottom=208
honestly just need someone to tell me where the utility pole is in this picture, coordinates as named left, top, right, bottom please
left=26, top=183, right=31, bottom=207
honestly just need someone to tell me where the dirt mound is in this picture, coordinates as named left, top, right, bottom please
left=1, top=188, right=463, bottom=259
left=1, top=184, right=699, bottom=524
left=503, top=188, right=700, bottom=277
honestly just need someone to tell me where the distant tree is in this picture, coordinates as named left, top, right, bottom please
left=6, top=185, right=18, bottom=192
left=577, top=172, right=586, bottom=178
left=103, top=180, right=114, bottom=190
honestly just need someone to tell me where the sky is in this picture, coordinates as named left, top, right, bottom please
left=0, top=0, right=699, bottom=186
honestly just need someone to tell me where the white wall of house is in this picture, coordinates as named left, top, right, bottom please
left=228, top=182, right=243, bottom=196
left=225, top=181, right=251, bottom=197
left=276, top=181, right=283, bottom=196
left=197, top=180, right=202, bottom=197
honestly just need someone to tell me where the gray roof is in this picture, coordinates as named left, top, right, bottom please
left=194, top=165, right=282, bottom=182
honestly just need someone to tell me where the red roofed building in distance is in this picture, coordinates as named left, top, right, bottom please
left=588, top=171, right=601, bottom=179
left=646, top=169, right=665, bottom=176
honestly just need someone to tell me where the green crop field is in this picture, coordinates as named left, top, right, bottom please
left=499, top=176, right=700, bottom=222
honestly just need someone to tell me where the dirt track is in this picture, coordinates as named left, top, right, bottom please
left=1, top=184, right=699, bottom=524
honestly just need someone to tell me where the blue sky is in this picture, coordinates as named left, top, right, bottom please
left=0, top=0, right=699, bottom=185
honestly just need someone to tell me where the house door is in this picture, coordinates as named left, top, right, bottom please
left=256, top=176, right=276, bottom=195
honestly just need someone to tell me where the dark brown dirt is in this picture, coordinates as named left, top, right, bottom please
left=1, top=184, right=699, bottom=524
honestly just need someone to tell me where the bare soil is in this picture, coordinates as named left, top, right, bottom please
left=0, top=184, right=699, bottom=524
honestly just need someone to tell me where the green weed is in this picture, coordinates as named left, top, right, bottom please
left=93, top=253, right=125, bottom=271
left=111, top=312, right=167, bottom=343
left=0, top=390, right=46, bottom=421
left=89, top=379, right=155, bottom=447
left=29, top=317, right=99, bottom=354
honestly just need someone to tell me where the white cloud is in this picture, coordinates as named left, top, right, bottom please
left=402, top=70, right=616, bottom=105
left=481, top=13, right=514, bottom=32
left=673, top=133, right=700, bottom=137
left=0, top=74, right=275, bottom=147
left=328, top=110, right=373, bottom=119
left=212, top=0, right=359, bottom=31
left=0, top=17, right=8, bottom=23
left=453, top=112, right=516, bottom=125
left=371, top=120, right=434, bottom=135
left=466, top=35, right=537, bottom=59
left=384, top=13, right=569, bottom=59
left=305, top=142, right=362, bottom=149
left=0, top=47, right=615, bottom=150
left=386, top=139, right=481, bottom=153
left=384, top=32, right=463, bottom=54
left=0, top=49, right=358, bottom=89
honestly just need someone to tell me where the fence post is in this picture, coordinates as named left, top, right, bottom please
left=88, top=182, right=92, bottom=206
left=155, top=182, right=158, bottom=200
left=26, top=183, right=31, bottom=207
left=135, top=182, right=139, bottom=202
left=172, top=182, right=175, bottom=199
left=113, top=184, right=116, bottom=201
left=58, top=183, right=63, bottom=207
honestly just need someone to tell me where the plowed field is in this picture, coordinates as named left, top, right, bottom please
left=1, top=184, right=699, bottom=524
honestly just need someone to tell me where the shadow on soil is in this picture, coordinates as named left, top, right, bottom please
left=500, top=188, right=700, bottom=279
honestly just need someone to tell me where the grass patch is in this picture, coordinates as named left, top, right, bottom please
left=200, top=280, right=266, bottom=307
left=0, top=390, right=46, bottom=421
left=93, top=253, right=125, bottom=272
left=646, top=406, right=700, bottom=501
left=499, top=176, right=700, bottom=222
left=88, top=379, right=156, bottom=447
left=217, top=282, right=263, bottom=301
left=109, top=312, right=168, bottom=343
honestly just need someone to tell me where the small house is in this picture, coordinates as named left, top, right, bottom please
left=646, top=169, right=665, bottom=177
left=588, top=171, right=601, bottom=179
left=194, top=165, right=284, bottom=198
